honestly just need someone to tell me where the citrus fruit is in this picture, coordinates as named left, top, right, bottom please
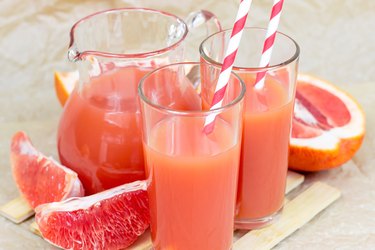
left=289, top=74, right=365, bottom=171
left=54, top=70, right=78, bottom=106
left=35, top=180, right=150, bottom=250
left=11, top=131, right=84, bottom=209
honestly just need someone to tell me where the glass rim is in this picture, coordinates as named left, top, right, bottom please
left=69, top=8, right=188, bottom=60
left=199, top=27, right=300, bottom=72
left=138, top=62, right=246, bottom=117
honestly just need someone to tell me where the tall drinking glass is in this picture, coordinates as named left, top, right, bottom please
left=57, top=8, right=221, bottom=194
left=200, top=27, right=300, bottom=229
left=139, top=62, right=245, bottom=250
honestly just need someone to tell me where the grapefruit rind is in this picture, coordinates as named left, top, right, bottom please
left=289, top=74, right=365, bottom=171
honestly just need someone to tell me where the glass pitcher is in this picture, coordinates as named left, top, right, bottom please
left=57, top=8, right=221, bottom=194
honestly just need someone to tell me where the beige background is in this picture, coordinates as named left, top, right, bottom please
left=1, top=0, right=374, bottom=249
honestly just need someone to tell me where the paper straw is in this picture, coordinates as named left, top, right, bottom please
left=203, top=0, right=253, bottom=134
left=254, top=0, right=285, bottom=90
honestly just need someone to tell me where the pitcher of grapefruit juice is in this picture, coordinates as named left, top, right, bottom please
left=200, top=27, right=300, bottom=229
left=58, top=8, right=221, bottom=194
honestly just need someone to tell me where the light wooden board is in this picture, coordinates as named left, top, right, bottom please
left=285, top=170, right=304, bottom=194
left=233, top=182, right=341, bottom=250
left=0, top=196, right=34, bottom=224
left=29, top=221, right=41, bottom=237
left=6, top=172, right=341, bottom=250
left=28, top=171, right=305, bottom=249
left=2, top=171, right=304, bottom=224
left=29, top=180, right=340, bottom=250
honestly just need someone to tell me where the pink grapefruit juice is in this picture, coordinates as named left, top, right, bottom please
left=236, top=75, right=294, bottom=221
left=144, top=117, right=240, bottom=250
left=58, top=66, right=150, bottom=194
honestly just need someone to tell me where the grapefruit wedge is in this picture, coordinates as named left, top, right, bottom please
left=10, top=131, right=84, bottom=208
left=289, top=74, right=365, bottom=171
left=54, top=70, right=78, bottom=106
left=35, top=180, right=150, bottom=250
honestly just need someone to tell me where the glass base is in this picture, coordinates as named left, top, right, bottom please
left=234, top=207, right=283, bottom=230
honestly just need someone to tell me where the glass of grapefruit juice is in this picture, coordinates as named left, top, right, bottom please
left=139, top=62, right=245, bottom=250
left=200, top=27, right=300, bottom=229
left=57, top=8, right=220, bottom=194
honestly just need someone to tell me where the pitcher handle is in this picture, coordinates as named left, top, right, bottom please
left=184, top=10, right=222, bottom=60
left=185, top=10, right=222, bottom=34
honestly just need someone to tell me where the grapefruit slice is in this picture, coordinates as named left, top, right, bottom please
left=35, top=180, right=150, bottom=250
left=289, top=74, right=365, bottom=171
left=11, top=131, right=84, bottom=209
left=54, top=70, right=78, bottom=106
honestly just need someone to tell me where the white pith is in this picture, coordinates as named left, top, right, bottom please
left=294, top=99, right=319, bottom=127
left=35, top=180, right=147, bottom=215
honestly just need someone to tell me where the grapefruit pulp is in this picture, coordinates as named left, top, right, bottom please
left=35, top=180, right=150, bottom=250
left=10, top=131, right=84, bottom=209
left=289, top=74, right=365, bottom=171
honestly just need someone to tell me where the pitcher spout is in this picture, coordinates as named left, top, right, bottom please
left=67, top=46, right=81, bottom=62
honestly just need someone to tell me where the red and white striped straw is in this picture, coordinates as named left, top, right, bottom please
left=203, top=0, right=253, bottom=134
left=254, top=0, right=285, bottom=90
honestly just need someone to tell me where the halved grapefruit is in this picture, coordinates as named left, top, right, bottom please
left=54, top=70, right=78, bottom=106
left=10, top=131, right=84, bottom=208
left=289, top=74, right=365, bottom=171
left=35, top=180, right=150, bottom=250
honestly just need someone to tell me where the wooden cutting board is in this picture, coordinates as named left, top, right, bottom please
left=2, top=171, right=341, bottom=249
